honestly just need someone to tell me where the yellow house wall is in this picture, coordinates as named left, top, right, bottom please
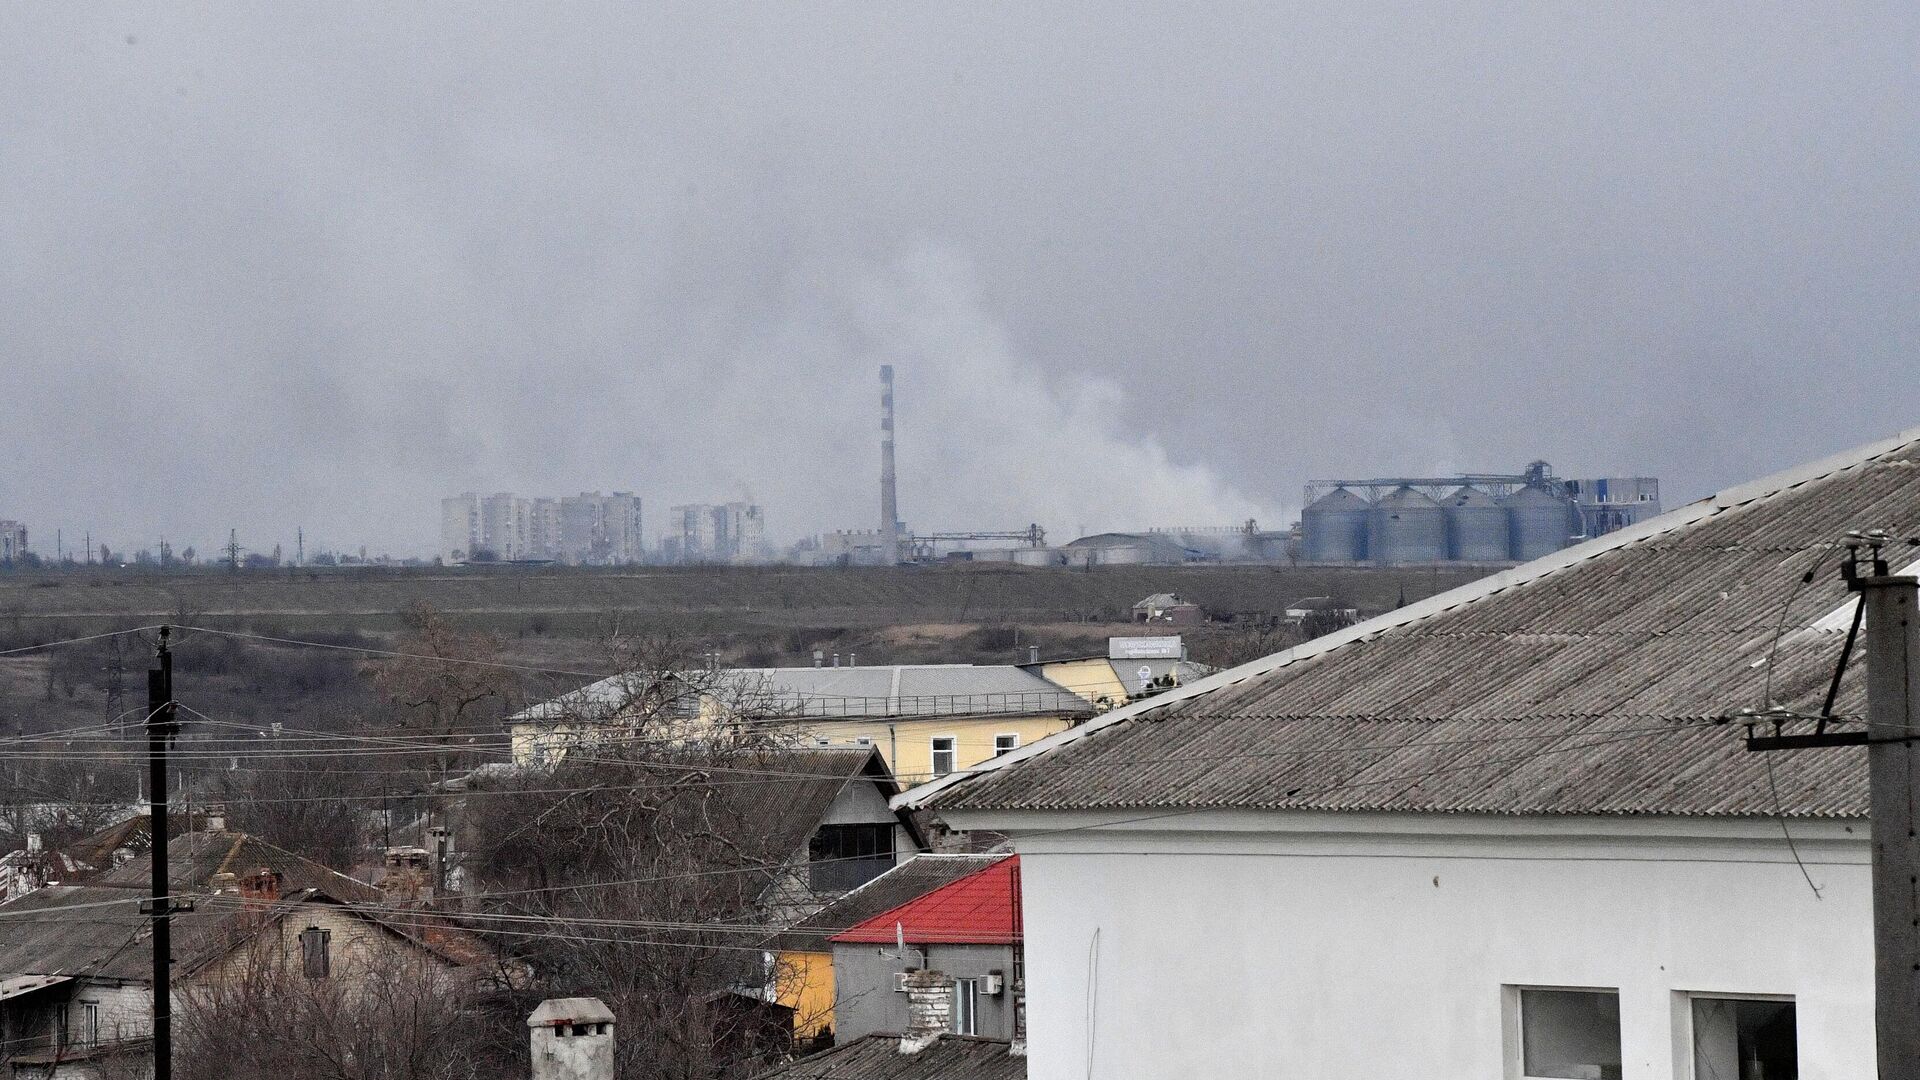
left=793, top=714, right=1076, bottom=784
left=513, top=701, right=1081, bottom=783
left=776, top=949, right=836, bottom=1038
left=1038, top=658, right=1128, bottom=709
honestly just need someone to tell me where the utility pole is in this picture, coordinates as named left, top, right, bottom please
left=1858, top=557, right=1920, bottom=1079
left=1748, top=534, right=1920, bottom=1078
left=144, top=627, right=182, bottom=1080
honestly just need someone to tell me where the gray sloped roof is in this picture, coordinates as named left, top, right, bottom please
left=0, top=885, right=484, bottom=982
left=752, top=1034, right=1023, bottom=1080
left=912, top=428, right=1920, bottom=819
left=768, top=853, right=1009, bottom=953
left=88, top=830, right=383, bottom=903
left=515, top=665, right=1087, bottom=723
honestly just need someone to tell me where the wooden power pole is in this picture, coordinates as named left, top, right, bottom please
left=144, top=627, right=180, bottom=1080
left=1860, top=566, right=1920, bottom=1079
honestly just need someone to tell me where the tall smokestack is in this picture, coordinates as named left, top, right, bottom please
left=880, top=365, right=900, bottom=566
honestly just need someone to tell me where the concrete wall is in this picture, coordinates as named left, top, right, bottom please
left=832, top=943, right=1017, bottom=1042
left=944, top=808, right=1875, bottom=1080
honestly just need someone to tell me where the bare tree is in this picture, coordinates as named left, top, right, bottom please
left=458, top=632, right=810, bottom=1078
left=363, top=604, right=518, bottom=778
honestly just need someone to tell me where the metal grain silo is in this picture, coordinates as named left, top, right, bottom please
left=1508, top=484, right=1578, bottom=562
left=1444, top=486, right=1509, bottom=562
left=1301, top=487, right=1371, bottom=563
left=1367, top=485, right=1446, bottom=565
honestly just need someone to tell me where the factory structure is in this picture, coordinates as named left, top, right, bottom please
left=1298, top=462, right=1660, bottom=565
left=802, top=366, right=1063, bottom=567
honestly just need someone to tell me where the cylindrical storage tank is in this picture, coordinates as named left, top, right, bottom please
left=1508, top=484, right=1578, bottom=562
left=1368, top=485, right=1447, bottom=565
left=1011, top=547, right=1058, bottom=567
left=1301, top=487, right=1372, bottom=563
left=1444, top=486, right=1510, bottom=562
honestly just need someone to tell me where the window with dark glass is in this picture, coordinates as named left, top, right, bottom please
left=930, top=737, right=956, bottom=776
left=808, top=822, right=894, bottom=891
left=1517, top=988, right=1621, bottom=1080
left=1692, top=997, right=1796, bottom=1080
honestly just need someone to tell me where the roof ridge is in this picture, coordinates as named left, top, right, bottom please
left=899, top=424, right=1920, bottom=811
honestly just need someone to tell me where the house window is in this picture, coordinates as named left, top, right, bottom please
left=1515, top=987, right=1621, bottom=1080
left=300, top=926, right=332, bottom=979
left=1691, top=997, right=1796, bottom=1080
left=993, top=734, right=1019, bottom=756
left=953, top=978, right=979, bottom=1036
left=807, top=822, right=895, bottom=892
left=930, top=737, right=957, bottom=777
left=79, top=1002, right=99, bottom=1046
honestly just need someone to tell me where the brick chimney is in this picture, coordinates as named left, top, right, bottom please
left=898, top=969, right=954, bottom=1055
left=380, top=847, right=431, bottom=905
left=239, top=867, right=282, bottom=924
left=239, top=868, right=282, bottom=903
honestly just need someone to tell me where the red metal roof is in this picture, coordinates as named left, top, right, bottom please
left=830, top=857, right=1021, bottom=946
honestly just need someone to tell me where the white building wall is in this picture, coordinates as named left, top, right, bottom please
left=440, top=495, right=481, bottom=563
left=947, top=809, right=1874, bottom=1080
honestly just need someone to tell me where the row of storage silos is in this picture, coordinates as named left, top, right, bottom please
left=1300, top=484, right=1579, bottom=565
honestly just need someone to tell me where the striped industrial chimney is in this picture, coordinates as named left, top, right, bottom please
left=880, top=365, right=900, bottom=566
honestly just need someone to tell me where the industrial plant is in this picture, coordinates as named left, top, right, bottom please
left=1298, top=463, right=1661, bottom=565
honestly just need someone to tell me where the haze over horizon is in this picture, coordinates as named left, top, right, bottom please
left=5, top=5, right=1919, bottom=558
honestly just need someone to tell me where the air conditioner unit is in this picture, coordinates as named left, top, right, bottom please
left=893, top=972, right=911, bottom=993
left=983, top=972, right=1005, bottom=996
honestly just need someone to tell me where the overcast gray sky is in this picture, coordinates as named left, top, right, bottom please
left=4, top=4, right=1917, bottom=558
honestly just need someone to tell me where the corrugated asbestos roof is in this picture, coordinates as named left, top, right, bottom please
left=770, top=854, right=1008, bottom=953
left=752, top=1034, right=1023, bottom=1080
left=919, top=431, right=1920, bottom=819
left=0, top=831, right=498, bottom=980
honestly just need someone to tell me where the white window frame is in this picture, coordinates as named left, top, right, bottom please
left=1501, top=984, right=1623, bottom=1080
left=78, top=1001, right=99, bottom=1047
left=1673, top=990, right=1797, bottom=1080
left=953, top=977, right=980, bottom=1036
left=993, top=733, right=1020, bottom=756
left=930, top=736, right=957, bottom=777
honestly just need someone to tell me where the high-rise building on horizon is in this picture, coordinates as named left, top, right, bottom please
left=440, top=491, right=642, bottom=564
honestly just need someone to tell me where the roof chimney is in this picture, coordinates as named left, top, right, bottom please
left=898, top=969, right=954, bottom=1055
left=1028, top=645, right=1040, bottom=664
left=24, top=833, right=41, bottom=854
left=529, top=997, right=616, bottom=1080
left=381, top=847, right=431, bottom=905
left=813, top=651, right=824, bottom=668
left=832, top=653, right=841, bottom=668
left=239, top=867, right=282, bottom=922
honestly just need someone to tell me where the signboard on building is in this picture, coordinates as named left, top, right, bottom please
left=1110, top=636, right=1183, bottom=660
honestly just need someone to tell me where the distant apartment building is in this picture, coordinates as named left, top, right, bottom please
left=0, top=522, right=25, bottom=563
left=666, top=502, right=765, bottom=562
left=441, top=492, right=642, bottom=564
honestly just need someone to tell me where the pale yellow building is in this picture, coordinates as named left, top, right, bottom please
left=507, top=663, right=1095, bottom=781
